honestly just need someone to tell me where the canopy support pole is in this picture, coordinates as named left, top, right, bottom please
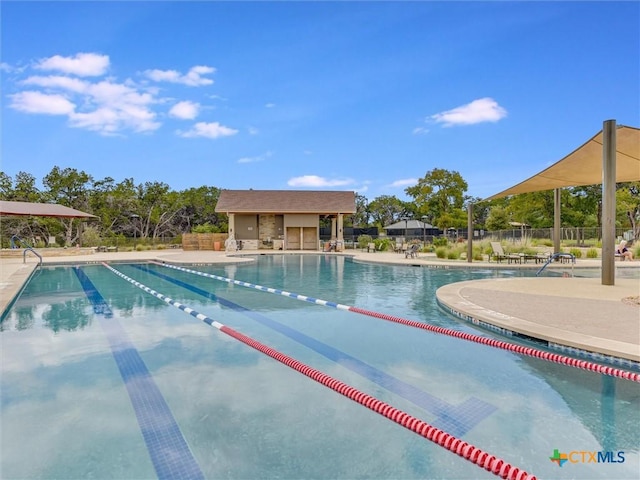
left=553, top=189, right=561, bottom=254
left=602, top=119, right=616, bottom=286
left=467, top=203, right=473, bottom=263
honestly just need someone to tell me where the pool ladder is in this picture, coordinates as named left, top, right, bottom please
left=536, top=252, right=575, bottom=276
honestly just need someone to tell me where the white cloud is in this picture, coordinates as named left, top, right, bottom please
left=238, top=151, right=273, bottom=164
left=23, top=75, right=89, bottom=93
left=9, top=91, right=75, bottom=115
left=265, top=103, right=276, bottom=108
left=169, top=101, right=200, bottom=120
left=34, top=53, right=109, bottom=77
left=287, top=175, right=354, bottom=187
left=389, top=178, right=418, bottom=188
left=144, top=65, right=215, bottom=86
left=412, top=127, right=429, bottom=135
left=431, top=97, right=507, bottom=127
left=179, top=121, right=238, bottom=139
left=248, top=126, right=259, bottom=135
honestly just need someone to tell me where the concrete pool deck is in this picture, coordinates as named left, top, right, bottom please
left=2, top=248, right=638, bottom=366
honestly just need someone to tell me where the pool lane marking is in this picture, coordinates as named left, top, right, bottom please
left=103, top=262, right=537, bottom=480
left=73, top=267, right=205, bottom=480
left=132, top=264, right=495, bottom=438
left=155, top=262, right=640, bottom=383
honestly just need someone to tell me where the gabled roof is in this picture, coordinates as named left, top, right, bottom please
left=486, top=125, right=640, bottom=200
left=215, top=190, right=356, bottom=214
left=0, top=200, right=97, bottom=218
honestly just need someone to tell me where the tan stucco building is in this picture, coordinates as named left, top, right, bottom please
left=215, top=190, right=356, bottom=251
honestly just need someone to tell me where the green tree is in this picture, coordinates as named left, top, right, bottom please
left=617, top=182, right=640, bottom=241
left=405, top=168, right=468, bottom=228
left=367, top=195, right=406, bottom=228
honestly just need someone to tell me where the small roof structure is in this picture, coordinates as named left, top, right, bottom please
left=0, top=200, right=96, bottom=218
left=383, top=219, right=433, bottom=230
left=485, top=125, right=640, bottom=200
left=215, top=189, right=356, bottom=214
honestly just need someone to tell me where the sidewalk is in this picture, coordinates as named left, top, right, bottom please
left=1, top=248, right=638, bottom=366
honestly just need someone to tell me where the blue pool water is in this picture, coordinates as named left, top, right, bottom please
left=1, top=255, right=638, bottom=479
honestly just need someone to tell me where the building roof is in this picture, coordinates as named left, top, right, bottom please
left=383, top=219, right=433, bottom=230
left=486, top=124, right=640, bottom=200
left=215, top=190, right=356, bottom=214
left=0, top=200, right=97, bottom=218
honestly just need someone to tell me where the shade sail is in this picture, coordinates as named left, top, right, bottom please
left=0, top=200, right=97, bottom=218
left=485, top=125, right=640, bottom=200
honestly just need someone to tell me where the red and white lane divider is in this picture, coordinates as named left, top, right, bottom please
left=105, top=263, right=536, bottom=480
left=155, top=262, right=640, bottom=383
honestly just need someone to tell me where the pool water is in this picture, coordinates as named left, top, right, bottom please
left=1, top=255, right=638, bottom=479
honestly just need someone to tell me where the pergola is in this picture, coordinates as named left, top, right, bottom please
left=468, top=121, right=640, bottom=285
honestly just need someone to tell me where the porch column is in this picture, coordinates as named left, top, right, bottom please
left=331, top=217, right=337, bottom=239
left=553, top=189, right=561, bottom=254
left=337, top=214, right=344, bottom=241
left=467, top=203, right=473, bottom=263
left=228, top=213, right=235, bottom=238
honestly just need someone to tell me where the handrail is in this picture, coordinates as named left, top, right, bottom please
left=23, top=247, right=42, bottom=266
left=536, top=252, right=575, bottom=276
left=11, top=235, right=31, bottom=249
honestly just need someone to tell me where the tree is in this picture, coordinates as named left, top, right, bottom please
left=349, top=193, right=370, bottom=227
left=404, top=168, right=468, bottom=229
left=42, top=167, right=93, bottom=245
left=367, top=195, right=406, bottom=228
left=617, top=182, right=640, bottom=241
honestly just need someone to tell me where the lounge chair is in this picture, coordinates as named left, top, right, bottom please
left=367, top=242, right=376, bottom=253
left=489, top=242, right=521, bottom=264
left=405, top=243, right=419, bottom=258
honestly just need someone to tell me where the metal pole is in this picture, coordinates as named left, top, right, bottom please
left=467, top=203, right=473, bottom=263
left=602, top=120, right=616, bottom=285
left=553, top=189, right=561, bottom=254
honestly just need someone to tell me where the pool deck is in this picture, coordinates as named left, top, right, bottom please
left=2, top=248, right=638, bottom=366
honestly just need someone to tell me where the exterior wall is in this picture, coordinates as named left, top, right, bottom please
left=234, top=215, right=258, bottom=240
left=284, top=214, right=319, bottom=250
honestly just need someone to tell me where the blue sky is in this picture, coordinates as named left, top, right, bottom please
left=2, top=1, right=638, bottom=201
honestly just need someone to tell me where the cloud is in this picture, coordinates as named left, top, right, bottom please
left=34, top=52, right=109, bottom=77
left=6, top=53, right=237, bottom=137
left=179, top=122, right=238, bottom=139
left=9, top=91, right=76, bottom=115
left=287, top=175, right=354, bottom=188
left=169, top=101, right=200, bottom=120
left=388, top=178, right=418, bottom=188
left=431, top=97, right=507, bottom=127
left=144, top=65, right=215, bottom=86
left=248, top=126, right=259, bottom=135
left=238, top=151, right=273, bottom=164
left=265, top=103, right=276, bottom=108
left=412, top=127, right=429, bottom=135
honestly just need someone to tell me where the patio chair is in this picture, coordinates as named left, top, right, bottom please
left=367, top=242, right=376, bottom=253
left=489, top=242, right=521, bottom=264
left=405, top=243, right=419, bottom=258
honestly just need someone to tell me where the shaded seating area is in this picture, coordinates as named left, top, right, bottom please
left=489, top=242, right=522, bottom=264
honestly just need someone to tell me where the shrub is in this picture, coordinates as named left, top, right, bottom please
left=374, top=238, right=392, bottom=251
left=357, top=235, right=373, bottom=249
left=447, top=250, right=460, bottom=260
left=435, top=246, right=447, bottom=258
left=569, top=248, right=582, bottom=258
left=586, top=248, right=598, bottom=258
left=433, top=237, right=448, bottom=247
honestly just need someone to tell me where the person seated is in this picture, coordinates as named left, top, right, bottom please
left=616, top=240, right=634, bottom=261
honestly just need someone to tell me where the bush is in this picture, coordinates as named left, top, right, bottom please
left=569, top=248, right=582, bottom=259
left=433, top=237, right=448, bottom=247
left=357, top=235, right=373, bottom=249
left=447, top=250, right=460, bottom=260
left=586, top=248, right=598, bottom=258
left=374, top=238, right=392, bottom=252
left=435, top=247, right=447, bottom=258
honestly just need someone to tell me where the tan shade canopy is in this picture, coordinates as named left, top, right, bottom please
left=0, top=200, right=97, bottom=218
left=486, top=125, right=640, bottom=200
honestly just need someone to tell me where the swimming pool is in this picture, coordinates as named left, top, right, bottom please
left=1, top=255, right=638, bottom=479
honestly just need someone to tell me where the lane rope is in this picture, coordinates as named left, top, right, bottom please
left=103, top=262, right=536, bottom=480
left=155, top=261, right=640, bottom=383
